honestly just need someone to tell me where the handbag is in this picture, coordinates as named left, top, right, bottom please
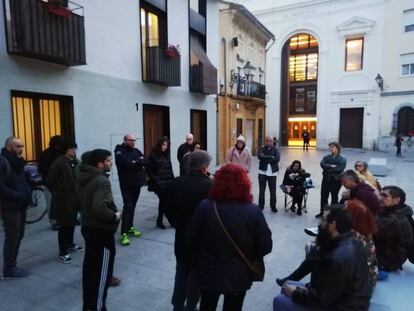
left=213, top=202, right=265, bottom=282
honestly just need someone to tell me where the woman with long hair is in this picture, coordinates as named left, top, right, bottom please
left=148, top=136, right=174, bottom=229
left=282, top=160, right=310, bottom=215
left=188, top=163, right=272, bottom=311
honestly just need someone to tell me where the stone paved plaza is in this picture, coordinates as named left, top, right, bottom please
left=0, top=148, right=413, bottom=311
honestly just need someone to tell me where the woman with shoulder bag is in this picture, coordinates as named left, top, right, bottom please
left=149, top=137, right=174, bottom=229
left=188, top=163, right=273, bottom=311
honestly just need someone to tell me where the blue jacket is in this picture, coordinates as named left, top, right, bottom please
left=0, top=148, right=31, bottom=210
left=114, top=144, right=149, bottom=188
left=320, top=154, right=347, bottom=181
left=188, top=199, right=272, bottom=293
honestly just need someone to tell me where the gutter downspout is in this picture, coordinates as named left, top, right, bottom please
left=217, top=38, right=227, bottom=165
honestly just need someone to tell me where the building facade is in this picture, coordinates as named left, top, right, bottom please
left=235, top=0, right=414, bottom=151
left=0, top=0, right=219, bottom=177
left=218, top=2, right=274, bottom=162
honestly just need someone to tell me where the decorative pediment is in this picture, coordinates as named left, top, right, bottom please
left=336, top=16, right=375, bottom=37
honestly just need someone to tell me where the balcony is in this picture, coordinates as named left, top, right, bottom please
left=190, top=63, right=218, bottom=94
left=237, top=81, right=266, bottom=100
left=143, top=47, right=181, bottom=87
left=3, top=0, right=86, bottom=66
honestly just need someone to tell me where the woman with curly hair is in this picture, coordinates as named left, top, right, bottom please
left=188, top=163, right=272, bottom=311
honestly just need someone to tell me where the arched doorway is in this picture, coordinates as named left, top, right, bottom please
left=280, top=33, right=319, bottom=147
left=397, top=106, right=414, bottom=136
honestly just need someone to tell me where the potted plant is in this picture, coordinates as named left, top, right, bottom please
left=165, top=44, right=181, bottom=58
left=45, top=0, right=72, bottom=18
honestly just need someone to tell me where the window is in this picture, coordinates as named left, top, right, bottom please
left=289, top=53, right=318, bottom=82
left=11, top=91, right=75, bottom=163
left=190, top=0, right=206, bottom=16
left=397, top=106, right=414, bottom=136
left=345, top=38, right=364, bottom=71
left=236, top=118, right=243, bottom=137
left=401, top=53, right=414, bottom=76
left=289, top=34, right=318, bottom=50
left=140, top=1, right=167, bottom=80
left=289, top=86, right=317, bottom=115
left=403, top=9, right=414, bottom=32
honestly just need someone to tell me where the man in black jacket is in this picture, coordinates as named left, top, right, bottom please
left=114, top=134, right=148, bottom=246
left=258, top=136, right=280, bottom=212
left=375, top=186, right=413, bottom=274
left=165, top=150, right=213, bottom=311
left=177, top=133, right=194, bottom=176
left=0, top=137, right=31, bottom=279
left=273, top=208, right=371, bottom=310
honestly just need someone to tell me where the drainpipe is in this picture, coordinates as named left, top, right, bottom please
left=265, top=37, right=276, bottom=53
left=216, top=37, right=227, bottom=165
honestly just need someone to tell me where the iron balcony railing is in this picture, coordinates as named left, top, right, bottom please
left=237, top=80, right=266, bottom=100
left=144, top=46, right=181, bottom=87
left=4, top=0, right=86, bottom=66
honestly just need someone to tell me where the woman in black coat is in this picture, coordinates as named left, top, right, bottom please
left=282, top=160, right=310, bottom=215
left=149, top=137, right=174, bottom=229
left=188, top=163, right=272, bottom=311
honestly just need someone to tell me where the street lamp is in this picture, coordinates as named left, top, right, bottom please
left=243, top=61, right=253, bottom=79
left=375, top=74, right=384, bottom=91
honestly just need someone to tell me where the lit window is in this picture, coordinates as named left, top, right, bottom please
left=289, top=53, right=318, bottom=82
left=345, top=38, right=364, bottom=71
left=12, top=92, right=75, bottom=163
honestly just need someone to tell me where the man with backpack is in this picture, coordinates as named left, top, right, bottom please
left=374, top=186, right=414, bottom=278
left=0, top=137, right=32, bottom=279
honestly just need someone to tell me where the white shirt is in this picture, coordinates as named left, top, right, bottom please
left=259, top=163, right=278, bottom=177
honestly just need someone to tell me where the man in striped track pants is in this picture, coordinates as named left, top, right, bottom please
left=76, top=149, right=121, bottom=311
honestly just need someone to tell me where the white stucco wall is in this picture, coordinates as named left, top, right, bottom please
left=0, top=0, right=219, bottom=173
left=235, top=0, right=387, bottom=149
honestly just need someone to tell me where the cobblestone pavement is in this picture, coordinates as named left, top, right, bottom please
left=0, top=148, right=413, bottom=310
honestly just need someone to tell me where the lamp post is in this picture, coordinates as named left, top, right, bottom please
left=230, top=61, right=254, bottom=95
left=375, top=74, right=384, bottom=91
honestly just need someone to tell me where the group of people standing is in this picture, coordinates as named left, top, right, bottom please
left=1, top=132, right=414, bottom=311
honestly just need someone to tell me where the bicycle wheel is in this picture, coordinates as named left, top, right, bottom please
left=26, top=187, right=48, bottom=224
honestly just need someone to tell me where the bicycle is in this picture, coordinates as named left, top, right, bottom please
left=25, top=165, right=48, bottom=224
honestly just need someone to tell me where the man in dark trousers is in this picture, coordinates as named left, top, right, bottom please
left=114, top=134, right=148, bottom=246
left=258, top=136, right=280, bottom=212
left=47, top=142, right=83, bottom=264
left=302, top=130, right=310, bottom=151
left=165, top=150, right=213, bottom=311
left=273, top=208, right=371, bottom=310
left=317, top=142, right=346, bottom=218
left=374, top=186, right=413, bottom=277
left=38, top=135, right=65, bottom=230
left=177, top=133, right=194, bottom=176
left=77, top=149, right=121, bottom=311
left=0, top=137, right=31, bottom=279
left=340, top=170, right=380, bottom=215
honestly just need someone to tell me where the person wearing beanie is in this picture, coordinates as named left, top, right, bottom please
left=225, top=135, right=252, bottom=172
left=46, top=142, right=83, bottom=264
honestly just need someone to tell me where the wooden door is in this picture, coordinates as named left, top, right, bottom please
left=143, top=105, right=170, bottom=156
left=190, top=109, right=207, bottom=149
left=245, top=119, right=255, bottom=153
left=339, top=108, right=363, bottom=148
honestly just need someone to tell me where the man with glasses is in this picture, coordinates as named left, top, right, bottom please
left=374, top=186, right=413, bottom=278
left=177, top=133, right=195, bottom=176
left=0, top=137, right=31, bottom=279
left=114, top=134, right=148, bottom=246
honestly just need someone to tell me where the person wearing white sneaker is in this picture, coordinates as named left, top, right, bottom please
left=47, top=142, right=81, bottom=263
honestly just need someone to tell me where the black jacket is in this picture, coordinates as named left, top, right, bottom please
left=38, top=147, right=63, bottom=180
left=292, top=232, right=371, bottom=310
left=320, top=154, right=347, bottom=181
left=258, top=145, right=280, bottom=173
left=0, top=148, right=31, bottom=210
left=148, top=151, right=174, bottom=193
left=165, top=172, right=213, bottom=261
left=374, top=204, right=414, bottom=271
left=188, top=199, right=272, bottom=293
left=282, top=167, right=310, bottom=188
left=114, top=144, right=148, bottom=188
left=177, top=143, right=194, bottom=175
